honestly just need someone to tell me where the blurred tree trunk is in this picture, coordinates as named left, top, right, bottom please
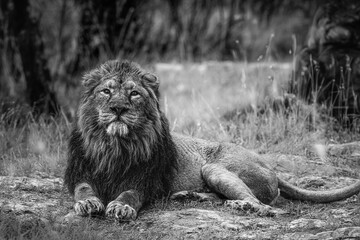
left=167, top=0, right=182, bottom=58
left=221, top=0, right=239, bottom=60
left=71, top=0, right=140, bottom=73
left=0, top=0, right=58, bottom=115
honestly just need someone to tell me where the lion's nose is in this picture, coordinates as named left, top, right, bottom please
left=109, top=106, right=129, bottom=116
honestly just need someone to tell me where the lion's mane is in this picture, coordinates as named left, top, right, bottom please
left=64, top=60, right=178, bottom=204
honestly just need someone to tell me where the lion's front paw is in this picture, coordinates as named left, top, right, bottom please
left=105, top=200, right=137, bottom=221
left=74, top=197, right=105, bottom=216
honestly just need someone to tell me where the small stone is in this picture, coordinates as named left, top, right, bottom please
left=288, top=218, right=327, bottom=230
left=221, top=221, right=241, bottom=231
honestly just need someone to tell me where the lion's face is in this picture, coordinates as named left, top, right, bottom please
left=78, top=60, right=161, bottom=139
left=94, top=77, right=153, bottom=137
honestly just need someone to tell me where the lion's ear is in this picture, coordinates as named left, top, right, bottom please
left=142, top=73, right=159, bottom=91
left=82, top=71, right=101, bottom=89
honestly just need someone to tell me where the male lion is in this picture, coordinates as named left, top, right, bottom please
left=65, top=60, right=360, bottom=221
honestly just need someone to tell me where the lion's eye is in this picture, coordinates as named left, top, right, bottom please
left=130, top=91, right=140, bottom=97
left=102, top=89, right=111, bottom=95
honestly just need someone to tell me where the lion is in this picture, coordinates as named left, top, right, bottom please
left=64, top=60, right=360, bottom=221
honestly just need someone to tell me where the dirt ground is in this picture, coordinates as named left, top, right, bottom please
left=1, top=142, right=360, bottom=240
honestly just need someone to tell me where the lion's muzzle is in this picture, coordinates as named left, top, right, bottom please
left=98, top=108, right=130, bottom=136
left=110, top=106, right=130, bottom=117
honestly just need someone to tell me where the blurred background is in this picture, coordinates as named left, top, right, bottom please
left=0, top=0, right=329, bottom=115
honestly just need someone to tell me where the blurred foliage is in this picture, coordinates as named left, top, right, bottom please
left=294, top=0, right=360, bottom=127
left=0, top=0, right=331, bottom=114
left=0, top=0, right=59, bottom=114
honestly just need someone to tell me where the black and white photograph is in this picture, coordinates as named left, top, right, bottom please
left=1, top=0, right=360, bottom=239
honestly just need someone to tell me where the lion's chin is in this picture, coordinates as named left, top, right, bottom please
left=106, top=122, right=129, bottom=137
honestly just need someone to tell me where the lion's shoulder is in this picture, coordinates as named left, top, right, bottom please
left=171, top=132, right=225, bottom=165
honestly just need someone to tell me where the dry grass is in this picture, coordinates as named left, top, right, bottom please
left=156, top=61, right=357, bottom=152
left=0, top=114, right=69, bottom=177
left=0, top=210, right=105, bottom=240
left=1, top=61, right=359, bottom=239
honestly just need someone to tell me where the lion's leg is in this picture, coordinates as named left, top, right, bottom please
left=202, top=164, right=261, bottom=202
left=201, top=164, right=282, bottom=216
left=73, top=182, right=105, bottom=216
left=105, top=190, right=143, bottom=221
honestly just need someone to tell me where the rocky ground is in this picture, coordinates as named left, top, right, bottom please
left=1, top=142, right=360, bottom=240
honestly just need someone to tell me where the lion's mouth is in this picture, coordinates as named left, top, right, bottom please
left=106, top=122, right=129, bottom=136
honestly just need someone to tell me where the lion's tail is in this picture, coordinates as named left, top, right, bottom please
left=278, top=177, right=360, bottom=203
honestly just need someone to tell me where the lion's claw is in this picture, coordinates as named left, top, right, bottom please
left=105, top=200, right=137, bottom=221
left=74, top=197, right=105, bottom=216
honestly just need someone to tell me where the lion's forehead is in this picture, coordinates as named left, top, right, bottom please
left=102, top=77, right=140, bottom=90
